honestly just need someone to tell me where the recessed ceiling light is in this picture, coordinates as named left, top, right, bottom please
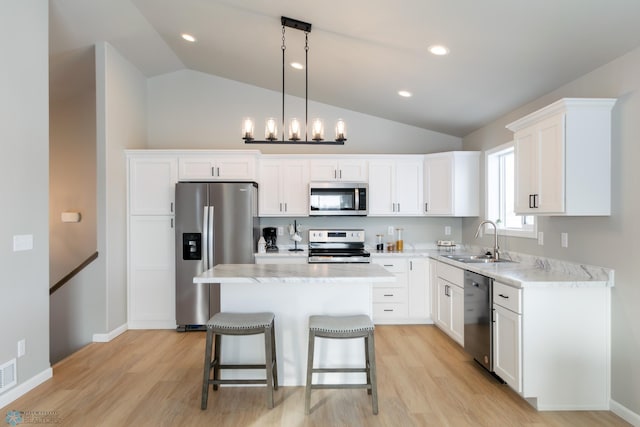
left=290, top=62, right=304, bottom=70
left=181, top=33, right=196, bottom=42
left=428, top=45, right=449, bottom=56
left=398, top=90, right=413, bottom=98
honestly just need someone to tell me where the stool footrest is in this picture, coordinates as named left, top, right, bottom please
left=216, top=363, right=269, bottom=370
left=310, top=384, right=372, bottom=390
left=312, top=367, right=367, bottom=373
left=210, top=379, right=267, bottom=385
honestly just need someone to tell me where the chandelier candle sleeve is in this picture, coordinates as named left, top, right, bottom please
left=265, top=118, right=278, bottom=141
left=289, top=118, right=301, bottom=140
left=312, top=118, right=324, bottom=141
left=336, top=119, right=347, bottom=141
left=242, top=117, right=254, bottom=140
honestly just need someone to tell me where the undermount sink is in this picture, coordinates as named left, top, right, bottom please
left=443, top=254, right=514, bottom=264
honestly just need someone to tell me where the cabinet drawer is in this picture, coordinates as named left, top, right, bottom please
left=493, top=281, right=522, bottom=313
left=437, top=261, right=464, bottom=286
left=373, top=303, right=408, bottom=319
left=372, top=258, right=408, bottom=273
left=373, top=287, right=407, bottom=303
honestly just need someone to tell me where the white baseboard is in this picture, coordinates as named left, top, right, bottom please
left=92, top=323, right=127, bottom=343
left=127, top=320, right=177, bottom=330
left=611, top=399, right=640, bottom=427
left=0, top=367, right=53, bottom=409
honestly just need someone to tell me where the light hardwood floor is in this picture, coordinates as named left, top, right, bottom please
left=1, top=325, right=629, bottom=426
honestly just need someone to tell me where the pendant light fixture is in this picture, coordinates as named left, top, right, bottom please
left=243, top=16, right=346, bottom=144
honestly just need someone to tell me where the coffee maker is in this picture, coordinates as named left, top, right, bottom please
left=262, top=227, right=278, bottom=252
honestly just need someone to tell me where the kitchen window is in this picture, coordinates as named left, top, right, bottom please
left=486, top=142, right=536, bottom=238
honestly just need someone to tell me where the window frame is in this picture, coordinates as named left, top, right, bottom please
left=485, top=141, right=537, bottom=239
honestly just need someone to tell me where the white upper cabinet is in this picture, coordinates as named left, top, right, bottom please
left=128, top=155, right=178, bottom=215
left=368, top=157, right=423, bottom=216
left=178, top=151, right=258, bottom=181
left=423, top=151, right=479, bottom=216
left=507, top=98, right=616, bottom=215
left=259, top=157, right=310, bottom=216
left=309, top=158, right=368, bottom=182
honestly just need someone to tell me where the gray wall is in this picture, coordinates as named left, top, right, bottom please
left=462, top=46, right=640, bottom=415
left=146, top=70, right=462, bottom=154
left=0, top=0, right=50, bottom=399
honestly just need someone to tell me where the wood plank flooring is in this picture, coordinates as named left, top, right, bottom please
left=1, top=325, right=629, bottom=426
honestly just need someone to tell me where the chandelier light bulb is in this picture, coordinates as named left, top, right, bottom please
left=265, top=118, right=278, bottom=141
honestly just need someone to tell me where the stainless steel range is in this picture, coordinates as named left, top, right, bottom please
left=308, top=229, right=370, bottom=264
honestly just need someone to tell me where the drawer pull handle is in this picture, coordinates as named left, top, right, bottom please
left=498, top=294, right=509, bottom=299
left=383, top=309, right=394, bottom=312
left=383, top=264, right=393, bottom=267
left=383, top=294, right=394, bottom=297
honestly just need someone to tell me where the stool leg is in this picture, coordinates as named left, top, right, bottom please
left=367, top=330, right=379, bottom=415
left=264, top=326, right=275, bottom=409
left=271, top=319, right=279, bottom=390
left=304, top=330, right=316, bottom=415
left=201, top=328, right=214, bottom=410
left=364, top=336, right=372, bottom=395
left=213, top=333, right=221, bottom=391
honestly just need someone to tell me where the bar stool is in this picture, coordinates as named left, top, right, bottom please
left=201, top=312, right=278, bottom=409
left=304, top=314, right=378, bottom=415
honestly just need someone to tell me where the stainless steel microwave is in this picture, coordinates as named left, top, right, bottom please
left=309, top=182, right=368, bottom=216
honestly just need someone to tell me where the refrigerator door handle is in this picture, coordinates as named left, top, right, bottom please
left=202, top=205, right=209, bottom=269
left=207, top=206, right=214, bottom=270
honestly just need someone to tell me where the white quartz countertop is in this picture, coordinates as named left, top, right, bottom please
left=194, top=263, right=395, bottom=284
left=433, top=253, right=613, bottom=288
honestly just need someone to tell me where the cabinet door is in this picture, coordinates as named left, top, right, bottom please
left=368, top=161, right=395, bottom=215
left=128, top=215, right=176, bottom=327
left=281, top=161, right=309, bottom=216
left=178, top=157, right=217, bottom=180
left=424, top=154, right=453, bottom=215
left=338, top=159, right=368, bottom=181
left=216, top=156, right=256, bottom=180
left=408, top=258, right=429, bottom=319
left=309, top=159, right=339, bottom=181
left=129, top=156, right=177, bottom=215
left=259, top=161, right=285, bottom=216
left=493, top=304, right=522, bottom=392
left=514, top=125, right=538, bottom=214
left=536, top=114, right=565, bottom=213
left=435, top=278, right=451, bottom=331
left=395, top=159, right=423, bottom=215
left=449, top=283, right=465, bottom=346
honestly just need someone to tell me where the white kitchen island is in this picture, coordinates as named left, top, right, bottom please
left=194, top=263, right=394, bottom=386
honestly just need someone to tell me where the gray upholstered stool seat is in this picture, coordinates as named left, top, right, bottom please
left=201, top=312, right=278, bottom=409
left=305, top=314, right=378, bottom=415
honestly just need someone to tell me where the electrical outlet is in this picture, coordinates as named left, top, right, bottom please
left=277, top=226, right=283, bottom=236
left=444, top=226, right=451, bottom=236
left=561, top=232, right=569, bottom=248
left=538, top=231, right=544, bottom=246
left=387, top=226, right=395, bottom=235
left=17, top=339, right=25, bottom=358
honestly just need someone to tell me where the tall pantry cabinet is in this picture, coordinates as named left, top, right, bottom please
left=127, top=152, right=178, bottom=329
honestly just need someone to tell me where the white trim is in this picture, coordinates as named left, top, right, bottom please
left=610, top=399, right=640, bottom=427
left=485, top=142, right=537, bottom=239
left=92, top=323, right=128, bottom=343
left=0, top=367, right=52, bottom=409
left=127, top=320, right=177, bottom=330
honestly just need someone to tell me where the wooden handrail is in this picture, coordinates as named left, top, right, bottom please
left=50, top=251, right=99, bottom=295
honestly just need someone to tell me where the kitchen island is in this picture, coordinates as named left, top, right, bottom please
left=194, top=263, right=394, bottom=386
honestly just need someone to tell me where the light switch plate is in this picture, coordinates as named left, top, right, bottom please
left=444, top=226, right=451, bottom=236
left=537, top=231, right=544, bottom=246
left=13, top=234, right=33, bottom=252
left=561, top=232, right=568, bottom=248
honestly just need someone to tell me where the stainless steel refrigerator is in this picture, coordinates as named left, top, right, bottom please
left=175, top=182, right=259, bottom=330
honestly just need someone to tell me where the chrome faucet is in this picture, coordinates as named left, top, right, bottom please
left=475, top=220, right=499, bottom=261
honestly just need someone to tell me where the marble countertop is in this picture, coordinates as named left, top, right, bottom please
left=194, top=263, right=395, bottom=284
left=433, top=252, right=613, bottom=288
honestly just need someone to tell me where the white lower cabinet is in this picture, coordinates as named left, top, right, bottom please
left=434, top=261, right=464, bottom=346
left=372, top=256, right=431, bottom=324
left=492, top=281, right=522, bottom=392
left=128, top=215, right=176, bottom=329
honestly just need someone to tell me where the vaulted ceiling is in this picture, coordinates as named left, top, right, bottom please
left=49, top=0, right=640, bottom=137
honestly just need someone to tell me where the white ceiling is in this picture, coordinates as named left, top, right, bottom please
left=49, top=0, right=640, bottom=137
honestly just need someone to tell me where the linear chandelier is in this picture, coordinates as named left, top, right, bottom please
left=243, top=16, right=346, bottom=145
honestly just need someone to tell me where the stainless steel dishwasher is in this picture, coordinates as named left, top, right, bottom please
left=464, top=270, right=493, bottom=372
